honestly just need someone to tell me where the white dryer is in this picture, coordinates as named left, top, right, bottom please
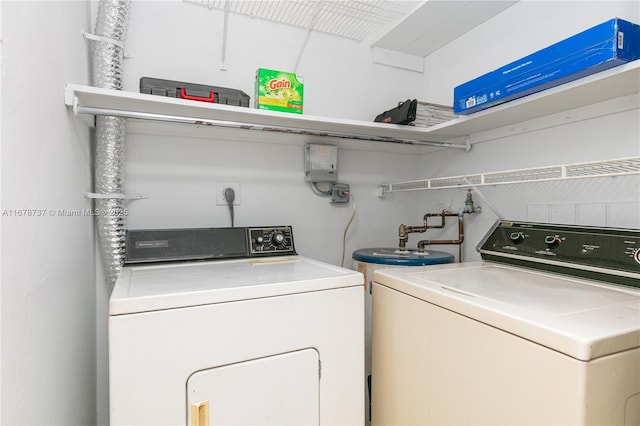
left=372, top=220, right=640, bottom=426
left=109, top=226, right=364, bottom=426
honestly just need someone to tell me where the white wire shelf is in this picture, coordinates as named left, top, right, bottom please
left=378, top=157, right=640, bottom=195
left=184, top=0, right=419, bottom=42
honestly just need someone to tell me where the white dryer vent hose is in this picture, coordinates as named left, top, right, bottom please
left=91, top=0, right=131, bottom=290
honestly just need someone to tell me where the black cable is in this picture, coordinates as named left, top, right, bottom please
left=225, top=187, right=235, bottom=227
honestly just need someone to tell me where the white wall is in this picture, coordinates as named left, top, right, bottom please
left=120, top=0, right=430, bottom=261
left=124, top=133, right=424, bottom=262
left=416, top=0, right=640, bottom=262
left=119, top=1, right=638, bottom=266
left=1, top=2, right=95, bottom=425
left=121, top=1, right=427, bottom=120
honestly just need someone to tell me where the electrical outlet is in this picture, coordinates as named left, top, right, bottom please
left=330, top=183, right=350, bottom=204
left=216, top=182, right=241, bottom=206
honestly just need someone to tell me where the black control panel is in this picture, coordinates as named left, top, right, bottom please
left=477, top=220, right=640, bottom=288
left=248, top=226, right=295, bottom=255
left=125, top=226, right=296, bottom=264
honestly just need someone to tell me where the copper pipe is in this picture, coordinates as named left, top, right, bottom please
left=398, top=191, right=477, bottom=259
left=417, top=214, right=464, bottom=253
left=398, top=210, right=458, bottom=249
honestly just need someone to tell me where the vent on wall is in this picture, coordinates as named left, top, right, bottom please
left=183, top=0, right=422, bottom=41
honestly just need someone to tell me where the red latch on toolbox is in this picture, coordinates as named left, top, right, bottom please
left=179, top=87, right=215, bottom=103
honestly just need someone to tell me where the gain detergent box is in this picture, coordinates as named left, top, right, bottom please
left=255, top=68, right=304, bottom=114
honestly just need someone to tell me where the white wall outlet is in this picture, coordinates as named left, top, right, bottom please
left=216, top=182, right=241, bottom=206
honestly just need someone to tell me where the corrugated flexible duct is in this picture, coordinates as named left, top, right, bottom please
left=90, top=0, right=131, bottom=290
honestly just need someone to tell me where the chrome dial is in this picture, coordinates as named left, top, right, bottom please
left=271, top=232, right=285, bottom=246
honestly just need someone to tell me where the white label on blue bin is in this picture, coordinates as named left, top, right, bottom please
left=618, top=31, right=624, bottom=49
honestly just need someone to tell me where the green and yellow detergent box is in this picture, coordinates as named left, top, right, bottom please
left=255, top=68, right=304, bottom=114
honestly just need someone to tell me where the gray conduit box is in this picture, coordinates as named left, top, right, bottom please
left=304, top=144, right=337, bottom=182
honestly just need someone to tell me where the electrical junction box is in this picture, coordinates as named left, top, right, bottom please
left=305, top=144, right=337, bottom=183
left=331, top=183, right=350, bottom=204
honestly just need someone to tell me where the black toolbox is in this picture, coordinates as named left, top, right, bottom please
left=140, top=77, right=250, bottom=107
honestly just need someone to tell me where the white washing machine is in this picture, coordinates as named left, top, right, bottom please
left=351, top=247, right=454, bottom=425
left=109, top=226, right=364, bottom=426
left=371, top=220, right=640, bottom=426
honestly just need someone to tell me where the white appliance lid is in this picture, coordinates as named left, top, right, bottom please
left=374, top=262, right=640, bottom=361
left=110, top=256, right=363, bottom=315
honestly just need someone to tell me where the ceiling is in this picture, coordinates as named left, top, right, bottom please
left=184, top=0, right=518, bottom=60
left=373, top=0, right=518, bottom=57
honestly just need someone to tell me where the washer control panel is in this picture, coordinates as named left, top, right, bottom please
left=478, top=220, right=640, bottom=287
left=248, top=226, right=296, bottom=255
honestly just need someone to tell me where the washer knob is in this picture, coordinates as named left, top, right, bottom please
left=271, top=231, right=285, bottom=246
left=545, top=235, right=560, bottom=248
left=509, top=232, right=524, bottom=243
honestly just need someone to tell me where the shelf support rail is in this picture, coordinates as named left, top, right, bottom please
left=219, top=1, right=230, bottom=70
left=295, top=1, right=322, bottom=74
left=72, top=104, right=470, bottom=150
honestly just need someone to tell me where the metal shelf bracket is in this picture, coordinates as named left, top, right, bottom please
left=84, top=192, right=148, bottom=200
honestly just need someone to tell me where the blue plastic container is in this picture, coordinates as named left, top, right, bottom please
left=454, top=18, right=640, bottom=114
